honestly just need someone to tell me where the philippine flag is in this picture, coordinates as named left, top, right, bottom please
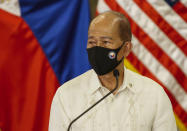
left=0, top=0, right=91, bottom=131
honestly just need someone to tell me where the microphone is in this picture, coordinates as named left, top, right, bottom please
left=113, top=69, right=119, bottom=78
left=67, top=69, right=119, bottom=131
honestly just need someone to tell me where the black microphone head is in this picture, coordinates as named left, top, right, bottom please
left=113, top=69, right=119, bottom=77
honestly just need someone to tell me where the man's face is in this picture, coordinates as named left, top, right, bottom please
left=86, top=13, right=132, bottom=75
left=87, top=15, right=123, bottom=50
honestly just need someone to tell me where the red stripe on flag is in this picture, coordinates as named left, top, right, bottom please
left=130, top=16, right=187, bottom=92
left=133, top=0, right=187, bottom=56
left=0, top=9, right=59, bottom=131
left=103, top=0, right=187, bottom=126
left=95, top=10, right=99, bottom=17
left=104, top=0, right=187, bottom=93
left=173, top=1, right=187, bottom=23
left=127, top=53, right=187, bottom=126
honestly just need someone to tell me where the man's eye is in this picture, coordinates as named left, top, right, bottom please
left=103, top=41, right=111, bottom=44
left=88, top=41, right=96, bottom=44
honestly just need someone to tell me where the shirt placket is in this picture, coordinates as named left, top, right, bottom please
left=109, top=105, right=120, bottom=131
left=101, top=87, right=122, bottom=131
left=89, top=89, right=110, bottom=131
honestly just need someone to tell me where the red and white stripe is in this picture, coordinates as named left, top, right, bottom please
left=117, top=0, right=187, bottom=91
left=146, top=0, right=187, bottom=40
left=97, top=0, right=187, bottom=127
left=181, top=0, right=187, bottom=7
left=132, top=35, right=187, bottom=110
left=132, top=0, right=187, bottom=56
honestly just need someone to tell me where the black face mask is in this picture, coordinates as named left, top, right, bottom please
left=86, top=43, right=124, bottom=76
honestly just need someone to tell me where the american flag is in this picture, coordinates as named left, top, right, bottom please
left=96, top=0, right=187, bottom=130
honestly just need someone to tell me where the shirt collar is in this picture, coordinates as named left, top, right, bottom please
left=88, top=67, right=136, bottom=96
left=87, top=70, right=102, bottom=95
left=119, top=67, right=136, bottom=94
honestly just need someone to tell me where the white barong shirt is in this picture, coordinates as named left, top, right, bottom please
left=49, top=67, right=177, bottom=131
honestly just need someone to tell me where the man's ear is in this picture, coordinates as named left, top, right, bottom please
left=123, top=41, right=132, bottom=57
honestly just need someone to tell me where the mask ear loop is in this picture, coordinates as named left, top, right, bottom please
left=117, top=41, right=126, bottom=62
left=120, top=41, right=126, bottom=48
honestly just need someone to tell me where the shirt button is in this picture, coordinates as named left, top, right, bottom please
left=100, top=87, right=104, bottom=92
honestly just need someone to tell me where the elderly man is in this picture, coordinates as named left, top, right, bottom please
left=49, top=11, right=177, bottom=131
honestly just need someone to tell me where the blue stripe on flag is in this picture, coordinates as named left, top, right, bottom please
left=19, top=0, right=91, bottom=84
left=164, top=0, right=179, bottom=7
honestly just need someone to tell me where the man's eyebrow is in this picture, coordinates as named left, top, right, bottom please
left=88, top=36, right=95, bottom=39
left=100, top=36, right=113, bottom=40
left=88, top=36, right=113, bottom=40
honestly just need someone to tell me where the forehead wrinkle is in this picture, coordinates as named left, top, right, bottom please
left=88, top=36, right=113, bottom=40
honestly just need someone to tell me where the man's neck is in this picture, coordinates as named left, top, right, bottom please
left=98, top=63, right=124, bottom=94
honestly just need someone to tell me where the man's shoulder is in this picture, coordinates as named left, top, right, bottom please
left=126, top=69, right=171, bottom=109
left=56, top=69, right=94, bottom=96
left=126, top=68, right=165, bottom=94
left=52, top=69, right=95, bottom=118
